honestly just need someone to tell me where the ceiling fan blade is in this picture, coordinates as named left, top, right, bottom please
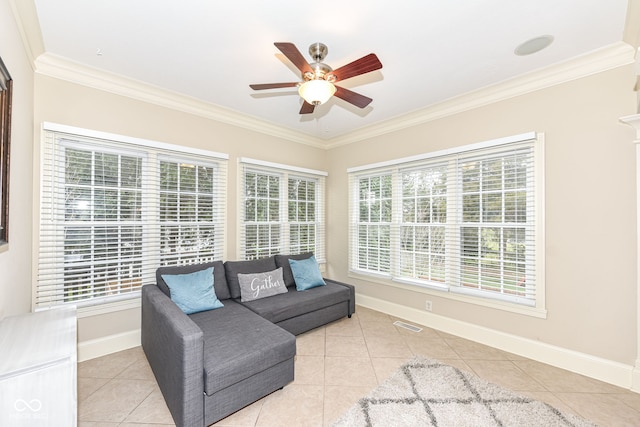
left=249, top=82, right=299, bottom=90
left=299, top=101, right=315, bottom=114
left=331, top=53, right=382, bottom=82
left=334, top=86, right=373, bottom=108
left=274, top=42, right=314, bottom=75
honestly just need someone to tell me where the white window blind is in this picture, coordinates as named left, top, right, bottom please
left=354, top=173, right=392, bottom=274
left=348, top=133, right=542, bottom=307
left=239, top=158, right=326, bottom=262
left=37, top=124, right=227, bottom=309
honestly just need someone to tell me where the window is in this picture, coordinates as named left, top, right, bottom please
left=37, top=123, right=227, bottom=309
left=349, top=133, right=543, bottom=311
left=239, top=158, right=326, bottom=262
left=159, top=160, right=221, bottom=264
left=400, top=164, right=448, bottom=283
left=0, top=57, right=11, bottom=245
left=356, top=174, right=392, bottom=273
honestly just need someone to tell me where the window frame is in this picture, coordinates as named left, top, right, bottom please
left=348, top=132, right=545, bottom=317
left=0, top=56, right=12, bottom=246
left=36, top=123, right=228, bottom=311
left=238, top=157, right=327, bottom=263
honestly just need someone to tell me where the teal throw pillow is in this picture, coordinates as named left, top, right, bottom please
left=161, top=267, right=224, bottom=314
left=289, top=255, right=326, bottom=291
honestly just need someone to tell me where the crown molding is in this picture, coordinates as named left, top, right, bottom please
left=35, top=42, right=635, bottom=151
left=8, top=0, right=45, bottom=70
left=34, top=53, right=326, bottom=149
left=327, top=41, right=636, bottom=149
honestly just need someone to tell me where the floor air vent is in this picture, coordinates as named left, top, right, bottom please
left=393, top=320, right=423, bottom=333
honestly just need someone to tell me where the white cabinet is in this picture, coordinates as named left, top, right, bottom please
left=0, top=306, right=77, bottom=426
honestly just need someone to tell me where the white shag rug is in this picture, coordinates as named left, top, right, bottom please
left=331, top=356, right=597, bottom=427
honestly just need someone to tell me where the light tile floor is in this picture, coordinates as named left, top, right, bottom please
left=78, top=306, right=640, bottom=426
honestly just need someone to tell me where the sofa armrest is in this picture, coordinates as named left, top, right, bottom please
left=323, top=278, right=356, bottom=316
left=141, top=284, right=204, bottom=427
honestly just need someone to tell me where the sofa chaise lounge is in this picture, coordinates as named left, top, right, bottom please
left=141, top=253, right=355, bottom=427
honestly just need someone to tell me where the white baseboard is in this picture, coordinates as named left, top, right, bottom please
left=357, top=294, right=636, bottom=391
left=77, top=329, right=141, bottom=362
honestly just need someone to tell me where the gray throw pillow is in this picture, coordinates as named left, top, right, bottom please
left=224, top=256, right=278, bottom=299
left=237, top=267, right=288, bottom=302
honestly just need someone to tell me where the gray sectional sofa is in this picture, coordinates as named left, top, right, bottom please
left=141, top=253, right=355, bottom=427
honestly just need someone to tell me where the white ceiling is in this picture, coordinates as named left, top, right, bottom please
left=31, top=0, right=631, bottom=142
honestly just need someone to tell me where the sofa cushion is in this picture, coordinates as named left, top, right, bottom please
left=224, top=256, right=278, bottom=299
left=161, top=267, right=224, bottom=314
left=156, top=261, right=231, bottom=300
left=188, top=300, right=296, bottom=396
left=275, top=252, right=313, bottom=288
left=289, top=255, right=326, bottom=291
left=238, top=281, right=350, bottom=324
left=237, top=267, right=288, bottom=302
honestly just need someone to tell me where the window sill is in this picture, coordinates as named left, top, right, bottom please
left=348, top=271, right=547, bottom=319
left=76, top=294, right=141, bottom=319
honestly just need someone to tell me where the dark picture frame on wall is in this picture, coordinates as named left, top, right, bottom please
left=0, top=57, right=12, bottom=245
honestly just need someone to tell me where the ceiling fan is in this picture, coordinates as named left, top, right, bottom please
left=249, top=42, right=383, bottom=115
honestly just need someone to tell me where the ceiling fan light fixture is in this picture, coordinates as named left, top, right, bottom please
left=298, top=79, right=336, bottom=105
left=250, top=42, right=383, bottom=114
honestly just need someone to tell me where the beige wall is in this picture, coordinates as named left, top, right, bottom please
left=33, top=74, right=328, bottom=346
left=0, top=0, right=35, bottom=318
left=326, top=65, right=638, bottom=366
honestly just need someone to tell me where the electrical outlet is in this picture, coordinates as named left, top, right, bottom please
left=425, top=300, right=432, bottom=312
